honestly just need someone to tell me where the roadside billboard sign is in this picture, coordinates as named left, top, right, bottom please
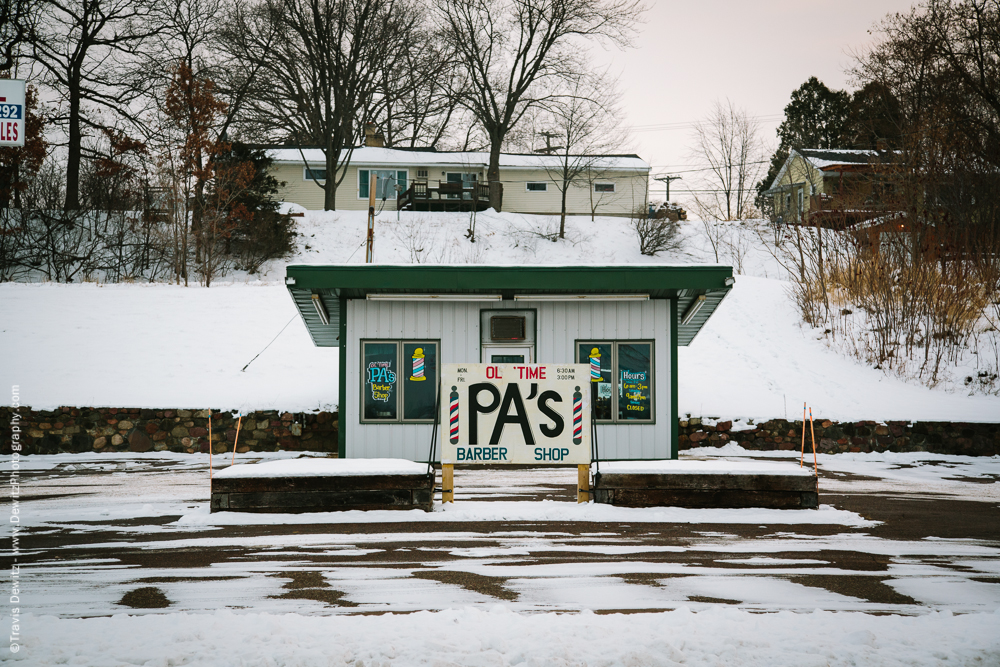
left=0, top=79, right=25, bottom=147
left=440, top=363, right=591, bottom=465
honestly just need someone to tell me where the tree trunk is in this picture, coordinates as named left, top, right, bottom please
left=487, top=142, right=502, bottom=211
left=324, top=148, right=338, bottom=211
left=65, top=69, right=83, bottom=211
left=559, top=174, right=568, bottom=239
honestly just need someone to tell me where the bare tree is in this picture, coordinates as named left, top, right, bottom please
left=437, top=0, right=644, bottom=211
left=29, top=0, right=161, bottom=210
left=536, top=73, right=629, bottom=238
left=375, top=30, right=463, bottom=149
left=0, top=0, right=38, bottom=72
left=224, top=0, right=417, bottom=211
left=689, top=99, right=767, bottom=222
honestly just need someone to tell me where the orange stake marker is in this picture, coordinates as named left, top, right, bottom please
left=800, top=402, right=807, bottom=467
left=208, top=411, right=213, bottom=479
left=809, top=407, right=818, bottom=476
left=231, top=414, right=242, bottom=464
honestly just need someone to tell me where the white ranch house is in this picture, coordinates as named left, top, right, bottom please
left=267, top=147, right=650, bottom=216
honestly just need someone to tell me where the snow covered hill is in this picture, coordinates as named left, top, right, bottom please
left=2, top=209, right=999, bottom=421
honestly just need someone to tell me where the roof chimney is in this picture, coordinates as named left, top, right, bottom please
left=364, top=123, right=385, bottom=148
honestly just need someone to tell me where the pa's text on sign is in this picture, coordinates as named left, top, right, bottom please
left=440, top=363, right=591, bottom=465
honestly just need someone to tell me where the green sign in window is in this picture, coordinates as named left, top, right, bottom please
left=363, top=342, right=398, bottom=420
left=618, top=342, right=652, bottom=421
left=361, top=340, right=439, bottom=423
left=577, top=340, right=654, bottom=423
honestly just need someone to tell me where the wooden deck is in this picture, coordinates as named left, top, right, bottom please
left=397, top=180, right=497, bottom=212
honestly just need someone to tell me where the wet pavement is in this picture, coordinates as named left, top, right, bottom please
left=3, top=454, right=999, bottom=618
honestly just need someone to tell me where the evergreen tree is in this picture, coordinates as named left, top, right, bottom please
left=213, top=142, right=296, bottom=274
left=847, top=82, right=904, bottom=150
left=756, top=77, right=852, bottom=201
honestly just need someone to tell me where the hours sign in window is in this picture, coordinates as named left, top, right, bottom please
left=362, top=340, right=438, bottom=423
left=577, top=341, right=654, bottom=423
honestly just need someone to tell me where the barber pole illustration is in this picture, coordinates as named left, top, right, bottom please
left=589, top=348, right=601, bottom=382
left=449, top=386, right=460, bottom=444
left=410, top=347, right=426, bottom=381
left=572, top=386, right=583, bottom=445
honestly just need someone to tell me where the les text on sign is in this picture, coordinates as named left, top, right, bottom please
left=0, top=79, right=26, bottom=147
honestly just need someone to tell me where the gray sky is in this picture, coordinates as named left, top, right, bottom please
left=593, top=0, right=917, bottom=202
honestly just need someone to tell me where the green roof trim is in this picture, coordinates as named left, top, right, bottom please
left=286, top=264, right=733, bottom=347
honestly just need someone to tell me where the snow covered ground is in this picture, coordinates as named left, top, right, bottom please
left=2, top=210, right=999, bottom=419
left=13, top=606, right=1000, bottom=667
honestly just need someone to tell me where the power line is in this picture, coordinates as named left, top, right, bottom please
left=631, top=114, right=784, bottom=133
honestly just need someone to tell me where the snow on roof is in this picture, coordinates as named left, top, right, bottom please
left=267, top=146, right=649, bottom=172
left=213, top=458, right=430, bottom=479
left=596, top=460, right=815, bottom=476
left=766, top=148, right=901, bottom=192
left=798, top=148, right=898, bottom=170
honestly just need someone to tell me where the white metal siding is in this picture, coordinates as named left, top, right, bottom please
left=273, top=162, right=647, bottom=215
left=345, top=299, right=672, bottom=461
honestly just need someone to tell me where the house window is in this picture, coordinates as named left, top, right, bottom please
left=361, top=340, right=438, bottom=423
left=526, top=182, right=547, bottom=192
left=417, top=169, right=428, bottom=179
left=576, top=341, right=654, bottom=423
left=304, top=168, right=327, bottom=181
left=594, top=182, right=616, bottom=193
left=359, top=169, right=408, bottom=199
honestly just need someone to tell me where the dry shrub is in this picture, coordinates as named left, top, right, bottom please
left=632, top=209, right=682, bottom=256
left=792, top=229, right=998, bottom=389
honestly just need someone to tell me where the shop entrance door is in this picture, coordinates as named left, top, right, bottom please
left=482, top=345, right=534, bottom=364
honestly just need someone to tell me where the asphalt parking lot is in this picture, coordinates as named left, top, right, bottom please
left=4, top=453, right=999, bottom=618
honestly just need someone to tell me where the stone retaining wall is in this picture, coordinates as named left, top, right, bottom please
left=679, top=417, right=1000, bottom=456
left=2, top=407, right=997, bottom=457
left=0, top=407, right=338, bottom=455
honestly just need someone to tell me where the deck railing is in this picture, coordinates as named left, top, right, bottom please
left=398, top=180, right=494, bottom=210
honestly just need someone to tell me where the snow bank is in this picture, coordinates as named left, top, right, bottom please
left=177, top=500, right=877, bottom=527
left=0, top=281, right=335, bottom=412
left=213, top=457, right=430, bottom=478
left=597, top=459, right=814, bottom=475
left=4, top=211, right=999, bottom=421
left=10, top=607, right=999, bottom=667
left=679, top=274, right=1000, bottom=421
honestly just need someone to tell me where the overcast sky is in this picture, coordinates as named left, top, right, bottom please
left=593, top=0, right=917, bottom=202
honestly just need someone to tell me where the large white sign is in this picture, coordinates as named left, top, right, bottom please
left=440, top=363, right=591, bottom=465
left=0, top=79, right=25, bottom=147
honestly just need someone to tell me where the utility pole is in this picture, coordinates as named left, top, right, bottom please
left=534, top=131, right=564, bottom=155
left=654, top=175, right=682, bottom=202
left=366, top=175, right=376, bottom=263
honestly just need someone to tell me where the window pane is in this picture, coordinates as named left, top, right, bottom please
left=618, top=343, right=652, bottom=421
left=363, top=342, right=398, bottom=420
left=403, top=342, right=437, bottom=420
left=359, top=169, right=369, bottom=198
left=397, top=170, right=407, bottom=194
left=527, top=182, right=547, bottom=192
left=374, top=169, right=397, bottom=199
left=579, top=343, right=613, bottom=421
left=306, top=168, right=327, bottom=181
